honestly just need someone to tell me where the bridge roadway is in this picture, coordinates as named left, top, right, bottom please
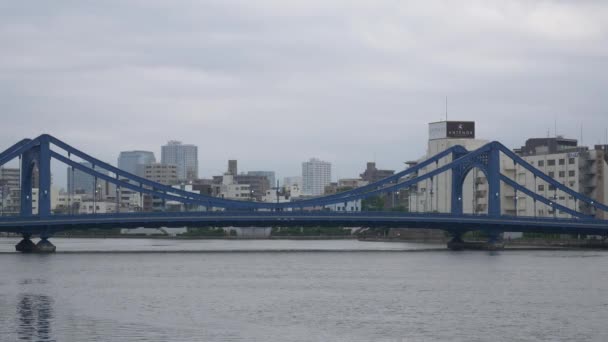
left=1, top=212, right=608, bottom=236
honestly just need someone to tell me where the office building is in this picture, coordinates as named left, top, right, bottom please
left=143, top=163, right=179, bottom=185
left=248, top=171, right=276, bottom=188
left=118, top=151, right=156, bottom=177
left=235, top=174, right=269, bottom=201
left=302, top=158, right=332, bottom=196
left=514, top=138, right=608, bottom=220
left=67, top=162, right=110, bottom=195
left=360, top=163, right=394, bottom=183
left=283, top=176, right=302, bottom=188
left=228, top=160, right=238, bottom=176
left=142, top=163, right=179, bottom=212
left=324, top=178, right=368, bottom=195
left=0, top=167, right=20, bottom=190
left=161, top=141, right=198, bottom=181
left=408, top=121, right=515, bottom=215
left=358, top=163, right=398, bottom=210
left=214, top=160, right=270, bottom=201
left=218, top=174, right=252, bottom=200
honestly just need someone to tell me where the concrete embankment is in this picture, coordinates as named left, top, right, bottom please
left=359, top=237, right=608, bottom=249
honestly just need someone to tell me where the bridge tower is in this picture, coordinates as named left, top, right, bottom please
left=15, top=135, right=55, bottom=252
left=449, top=143, right=503, bottom=250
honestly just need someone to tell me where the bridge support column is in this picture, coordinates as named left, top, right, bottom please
left=15, top=233, right=56, bottom=253
left=15, top=233, right=37, bottom=253
left=447, top=231, right=505, bottom=250
left=447, top=232, right=465, bottom=251
left=35, top=237, right=56, bottom=253
left=484, top=231, right=504, bottom=251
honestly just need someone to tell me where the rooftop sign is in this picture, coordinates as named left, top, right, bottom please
left=429, top=121, right=475, bottom=140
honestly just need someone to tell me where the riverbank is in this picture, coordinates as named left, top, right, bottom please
left=358, top=236, right=608, bottom=249
left=48, top=233, right=358, bottom=240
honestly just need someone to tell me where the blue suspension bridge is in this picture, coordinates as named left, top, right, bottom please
left=1, top=134, right=607, bottom=252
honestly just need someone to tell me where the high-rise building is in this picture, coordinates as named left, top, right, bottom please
left=408, top=121, right=512, bottom=215
left=161, top=141, right=198, bottom=181
left=247, top=171, right=276, bottom=188
left=228, top=160, right=238, bottom=176
left=67, top=162, right=110, bottom=195
left=118, top=151, right=156, bottom=177
left=302, top=158, right=332, bottom=196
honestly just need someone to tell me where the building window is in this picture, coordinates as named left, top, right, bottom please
left=559, top=159, right=565, bottom=165
left=548, top=185, right=556, bottom=191
left=569, top=170, right=576, bottom=177
left=548, top=171, right=555, bottom=178
left=538, top=185, right=545, bottom=191
left=538, top=160, right=544, bottom=167
left=547, top=159, right=556, bottom=166
left=558, top=171, right=565, bottom=178
left=569, top=158, right=575, bottom=164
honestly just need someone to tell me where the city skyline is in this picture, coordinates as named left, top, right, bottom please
left=2, top=124, right=607, bottom=191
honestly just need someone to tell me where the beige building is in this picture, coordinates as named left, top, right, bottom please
left=218, top=174, right=252, bottom=200
left=408, top=121, right=514, bottom=215
left=0, top=167, right=20, bottom=189
left=514, top=138, right=608, bottom=220
left=144, top=163, right=178, bottom=185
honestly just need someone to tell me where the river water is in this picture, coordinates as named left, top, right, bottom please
left=0, top=238, right=607, bottom=341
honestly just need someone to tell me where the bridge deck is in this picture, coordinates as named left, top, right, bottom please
left=1, top=212, right=607, bottom=236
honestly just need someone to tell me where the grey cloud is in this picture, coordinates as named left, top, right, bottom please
left=1, top=1, right=607, bottom=188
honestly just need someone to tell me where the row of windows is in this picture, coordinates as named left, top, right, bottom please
left=547, top=170, right=576, bottom=178
left=537, top=181, right=576, bottom=191
left=534, top=158, right=575, bottom=167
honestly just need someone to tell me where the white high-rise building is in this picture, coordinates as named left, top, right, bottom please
left=118, top=151, right=156, bottom=177
left=302, top=158, right=331, bottom=196
left=408, top=121, right=515, bottom=216
left=161, top=141, right=198, bottom=181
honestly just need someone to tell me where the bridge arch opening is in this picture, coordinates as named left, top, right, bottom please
left=459, top=165, right=489, bottom=215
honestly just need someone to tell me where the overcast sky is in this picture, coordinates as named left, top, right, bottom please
left=1, top=1, right=607, bottom=187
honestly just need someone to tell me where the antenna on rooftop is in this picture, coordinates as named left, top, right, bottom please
left=554, top=115, right=557, bottom=138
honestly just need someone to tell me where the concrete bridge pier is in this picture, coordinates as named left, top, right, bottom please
left=485, top=232, right=505, bottom=251
left=15, top=233, right=37, bottom=253
left=36, top=237, right=56, bottom=253
left=15, top=233, right=56, bottom=253
left=447, top=231, right=505, bottom=251
left=447, top=232, right=465, bottom=251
